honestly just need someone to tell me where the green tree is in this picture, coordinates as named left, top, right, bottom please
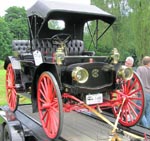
left=91, top=0, right=122, bottom=57
left=92, top=0, right=150, bottom=65
left=0, top=17, right=13, bottom=59
left=5, top=6, right=28, bottom=39
left=128, top=0, right=150, bottom=62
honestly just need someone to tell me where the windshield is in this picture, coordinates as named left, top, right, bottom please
left=48, top=19, right=65, bottom=30
left=83, top=19, right=113, bottom=55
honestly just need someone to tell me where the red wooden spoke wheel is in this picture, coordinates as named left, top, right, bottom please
left=37, top=71, right=63, bottom=139
left=6, top=64, right=18, bottom=112
left=111, top=72, right=145, bottom=127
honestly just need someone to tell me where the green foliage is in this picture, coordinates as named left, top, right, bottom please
left=127, top=0, right=150, bottom=60
left=0, top=17, right=13, bottom=60
left=0, top=60, right=4, bottom=69
left=0, top=6, right=28, bottom=60
left=89, top=0, right=122, bottom=57
left=5, top=6, right=28, bottom=39
left=90, top=0, right=150, bottom=65
left=5, top=6, right=26, bottom=22
left=8, top=18, right=28, bottom=39
left=0, top=68, right=7, bottom=105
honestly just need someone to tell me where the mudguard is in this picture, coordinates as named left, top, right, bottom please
left=0, top=106, right=25, bottom=141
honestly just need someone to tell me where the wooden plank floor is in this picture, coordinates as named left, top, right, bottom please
left=17, top=104, right=132, bottom=141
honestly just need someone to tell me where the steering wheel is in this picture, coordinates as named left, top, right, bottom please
left=51, top=33, right=71, bottom=55
left=51, top=33, right=71, bottom=45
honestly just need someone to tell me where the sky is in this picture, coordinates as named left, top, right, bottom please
left=0, top=0, right=91, bottom=16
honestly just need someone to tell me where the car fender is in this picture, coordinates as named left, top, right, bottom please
left=31, top=63, right=62, bottom=112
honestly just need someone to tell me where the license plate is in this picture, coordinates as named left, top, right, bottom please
left=86, top=93, right=103, bottom=105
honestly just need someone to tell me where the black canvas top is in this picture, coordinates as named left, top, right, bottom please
left=27, top=0, right=116, bottom=24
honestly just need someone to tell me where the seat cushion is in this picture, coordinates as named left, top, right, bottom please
left=67, top=40, right=84, bottom=55
left=12, top=40, right=30, bottom=53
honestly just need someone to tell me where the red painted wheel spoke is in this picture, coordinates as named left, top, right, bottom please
left=41, top=81, right=48, bottom=99
left=129, top=100, right=142, bottom=111
left=51, top=106, right=59, bottom=113
left=44, top=111, right=50, bottom=129
left=39, top=97, right=46, bottom=103
left=48, top=111, right=57, bottom=136
left=124, top=82, right=128, bottom=94
left=115, top=90, right=125, bottom=97
left=120, top=109, right=125, bottom=119
left=128, top=78, right=138, bottom=91
left=8, top=91, right=11, bottom=101
left=128, top=102, right=138, bottom=117
left=40, top=89, right=47, bottom=102
left=50, top=87, right=55, bottom=101
left=40, top=103, right=49, bottom=110
left=12, top=92, right=16, bottom=103
left=43, top=77, right=48, bottom=92
left=45, top=78, right=53, bottom=101
left=128, top=101, right=140, bottom=116
left=41, top=110, right=48, bottom=120
left=51, top=99, right=58, bottom=106
left=50, top=111, right=59, bottom=134
left=124, top=111, right=128, bottom=122
left=128, top=88, right=142, bottom=96
left=121, top=83, right=125, bottom=93
left=126, top=80, right=131, bottom=90
left=127, top=106, right=133, bottom=122
left=129, top=96, right=142, bottom=101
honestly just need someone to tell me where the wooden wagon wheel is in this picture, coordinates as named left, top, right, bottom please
left=37, top=71, right=63, bottom=139
left=6, top=64, right=19, bottom=112
left=111, top=72, right=145, bottom=127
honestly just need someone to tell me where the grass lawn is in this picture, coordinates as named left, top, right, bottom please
left=0, top=60, right=31, bottom=106
left=0, top=61, right=7, bottom=105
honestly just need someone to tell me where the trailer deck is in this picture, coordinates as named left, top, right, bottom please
left=0, top=104, right=149, bottom=141
left=17, top=105, right=124, bottom=141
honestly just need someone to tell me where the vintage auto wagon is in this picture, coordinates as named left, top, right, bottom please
left=4, top=0, right=145, bottom=139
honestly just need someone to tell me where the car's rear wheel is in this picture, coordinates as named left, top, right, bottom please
left=6, top=64, right=18, bottom=112
left=111, top=72, right=145, bottom=127
left=37, top=71, right=63, bottom=139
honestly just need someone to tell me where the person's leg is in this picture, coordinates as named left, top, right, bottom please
left=145, top=93, right=150, bottom=128
left=140, top=115, right=148, bottom=128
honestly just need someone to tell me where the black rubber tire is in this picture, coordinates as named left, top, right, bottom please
left=3, top=125, right=11, bottom=141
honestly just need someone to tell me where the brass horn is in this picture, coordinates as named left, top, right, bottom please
left=117, top=65, right=133, bottom=80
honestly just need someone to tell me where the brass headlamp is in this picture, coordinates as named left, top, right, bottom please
left=72, top=67, right=89, bottom=83
left=117, top=65, right=133, bottom=80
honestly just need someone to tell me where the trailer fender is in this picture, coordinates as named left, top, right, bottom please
left=0, top=108, right=25, bottom=141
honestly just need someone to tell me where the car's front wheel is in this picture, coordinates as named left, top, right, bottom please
left=37, top=71, right=63, bottom=139
left=111, top=72, right=145, bottom=127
